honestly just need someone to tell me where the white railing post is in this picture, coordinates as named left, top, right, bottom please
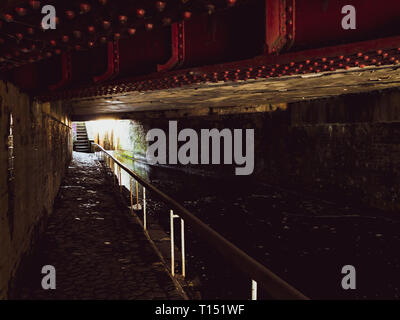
left=252, top=280, right=258, bottom=300
left=118, top=166, right=122, bottom=192
left=170, top=209, right=175, bottom=276
left=130, top=177, right=133, bottom=215
left=135, top=181, right=139, bottom=209
left=170, top=210, right=186, bottom=278
left=181, top=218, right=186, bottom=278
left=112, top=160, right=115, bottom=185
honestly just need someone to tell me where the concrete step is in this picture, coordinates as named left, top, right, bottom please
left=74, top=123, right=90, bottom=153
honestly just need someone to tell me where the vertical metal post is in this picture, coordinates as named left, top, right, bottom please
left=117, top=166, right=119, bottom=189
left=112, top=160, right=115, bottom=185
left=181, top=218, right=186, bottom=278
left=119, top=166, right=122, bottom=192
left=143, top=187, right=147, bottom=231
left=136, top=181, right=139, bottom=208
left=252, top=280, right=258, bottom=300
left=130, top=177, right=133, bottom=215
left=170, top=209, right=175, bottom=276
left=170, top=211, right=185, bottom=278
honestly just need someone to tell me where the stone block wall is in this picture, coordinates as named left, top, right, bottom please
left=107, top=88, right=400, bottom=213
left=0, top=81, right=72, bottom=299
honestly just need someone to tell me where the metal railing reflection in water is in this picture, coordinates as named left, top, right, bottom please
left=93, top=143, right=308, bottom=300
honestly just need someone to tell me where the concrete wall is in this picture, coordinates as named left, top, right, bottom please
left=98, top=88, right=400, bottom=213
left=0, top=81, right=72, bottom=299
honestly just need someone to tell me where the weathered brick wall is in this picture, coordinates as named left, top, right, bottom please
left=0, top=81, right=72, bottom=299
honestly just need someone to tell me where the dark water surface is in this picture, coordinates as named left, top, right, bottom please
left=108, top=151, right=400, bottom=300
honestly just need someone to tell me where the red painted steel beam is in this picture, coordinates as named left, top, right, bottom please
left=4, top=0, right=400, bottom=96
left=266, top=0, right=400, bottom=55
left=37, top=34, right=400, bottom=101
left=181, top=2, right=265, bottom=68
left=93, top=40, right=119, bottom=83
left=157, top=22, right=185, bottom=72
left=0, top=0, right=247, bottom=72
left=285, top=0, right=400, bottom=52
left=48, top=52, right=72, bottom=91
left=265, top=0, right=295, bottom=54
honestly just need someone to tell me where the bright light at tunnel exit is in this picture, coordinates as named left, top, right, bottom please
left=86, top=119, right=117, bottom=133
left=85, top=119, right=118, bottom=148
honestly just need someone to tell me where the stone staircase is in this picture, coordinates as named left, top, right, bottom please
left=74, top=122, right=90, bottom=153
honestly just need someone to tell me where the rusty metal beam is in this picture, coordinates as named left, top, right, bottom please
left=37, top=34, right=400, bottom=101
left=48, top=52, right=72, bottom=91
left=265, top=0, right=295, bottom=54
left=157, top=22, right=185, bottom=72
left=3, top=0, right=400, bottom=98
left=93, top=40, right=120, bottom=83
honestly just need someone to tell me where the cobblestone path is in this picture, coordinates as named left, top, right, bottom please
left=10, top=152, right=183, bottom=300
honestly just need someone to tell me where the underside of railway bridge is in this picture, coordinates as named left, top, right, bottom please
left=1, top=0, right=400, bottom=300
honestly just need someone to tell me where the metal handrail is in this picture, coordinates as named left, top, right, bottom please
left=93, top=143, right=309, bottom=300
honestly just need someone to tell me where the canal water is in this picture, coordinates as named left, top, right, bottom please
left=102, top=151, right=400, bottom=300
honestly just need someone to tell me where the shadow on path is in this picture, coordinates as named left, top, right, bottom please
left=10, top=152, right=183, bottom=300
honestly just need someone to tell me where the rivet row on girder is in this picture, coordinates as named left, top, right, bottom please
left=36, top=45, right=400, bottom=102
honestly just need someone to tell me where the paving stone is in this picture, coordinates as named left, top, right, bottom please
left=9, top=152, right=184, bottom=301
